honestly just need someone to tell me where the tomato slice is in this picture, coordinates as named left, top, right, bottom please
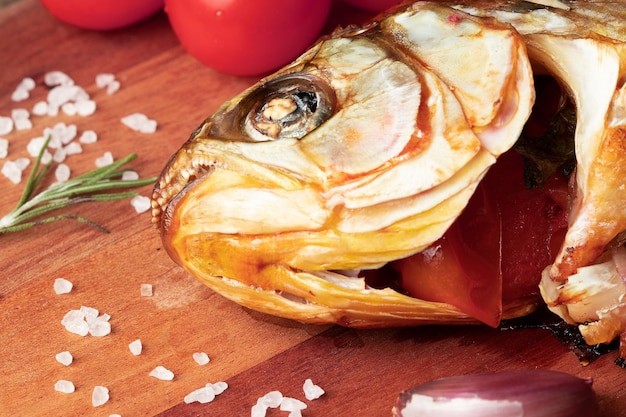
left=393, top=150, right=568, bottom=327
left=393, top=180, right=502, bottom=327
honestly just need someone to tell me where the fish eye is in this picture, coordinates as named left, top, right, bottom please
left=242, top=74, right=335, bottom=142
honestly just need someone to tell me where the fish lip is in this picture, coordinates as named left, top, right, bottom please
left=151, top=146, right=215, bottom=234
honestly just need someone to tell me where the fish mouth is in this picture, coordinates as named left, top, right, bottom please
left=151, top=145, right=216, bottom=235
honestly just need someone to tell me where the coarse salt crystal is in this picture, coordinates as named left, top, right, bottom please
left=107, top=80, right=121, bottom=95
left=109, top=414, right=122, bottom=417
left=128, top=339, right=142, bottom=356
left=32, top=101, right=48, bottom=116
left=184, top=387, right=215, bottom=404
left=184, top=382, right=228, bottom=404
left=92, top=385, right=110, bottom=407
left=48, top=85, right=81, bottom=107
left=122, top=170, right=139, bottom=180
left=252, top=391, right=284, bottom=417
left=55, top=380, right=75, bottom=394
left=0, top=116, right=13, bottom=136
left=2, top=159, right=29, bottom=184
left=27, top=136, right=47, bottom=157
left=52, top=147, right=67, bottom=163
left=75, top=99, right=96, bottom=116
left=131, top=195, right=151, bottom=214
left=193, top=352, right=210, bottom=366
left=11, top=108, right=29, bottom=120
left=14, top=117, right=32, bottom=131
left=95, top=73, right=115, bottom=88
left=95, top=151, right=114, bottom=167
left=79, top=130, right=98, bottom=144
left=55, top=163, right=71, bottom=183
left=61, top=102, right=77, bottom=116
left=258, top=391, right=283, bottom=408
left=87, top=316, right=111, bottom=337
left=303, top=378, right=325, bottom=401
left=140, top=283, right=153, bottom=296
left=61, top=309, right=89, bottom=336
left=54, top=277, right=73, bottom=294
left=47, top=103, right=60, bottom=117
left=55, top=351, right=73, bottom=366
left=149, top=366, right=174, bottom=381
left=280, top=397, right=307, bottom=416
left=0, top=138, right=8, bottom=159
left=121, top=113, right=157, bottom=134
left=19, top=77, right=36, bottom=91
left=80, top=306, right=99, bottom=317
left=64, top=141, right=83, bottom=156
left=11, top=87, right=29, bottom=102
left=44, top=71, right=74, bottom=87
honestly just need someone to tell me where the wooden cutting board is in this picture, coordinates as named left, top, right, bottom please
left=0, top=1, right=624, bottom=416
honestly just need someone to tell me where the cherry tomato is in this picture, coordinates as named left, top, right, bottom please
left=165, top=0, right=332, bottom=76
left=39, top=0, right=164, bottom=31
left=393, top=151, right=568, bottom=327
left=340, top=0, right=403, bottom=13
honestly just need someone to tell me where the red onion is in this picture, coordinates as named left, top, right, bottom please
left=393, top=370, right=599, bottom=417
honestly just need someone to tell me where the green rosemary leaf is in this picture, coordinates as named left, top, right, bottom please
left=0, top=142, right=156, bottom=235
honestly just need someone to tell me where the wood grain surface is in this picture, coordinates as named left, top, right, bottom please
left=0, top=1, right=624, bottom=416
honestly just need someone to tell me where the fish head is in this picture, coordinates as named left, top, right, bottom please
left=151, top=3, right=535, bottom=327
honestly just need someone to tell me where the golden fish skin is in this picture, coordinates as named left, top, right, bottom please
left=153, top=1, right=626, bottom=353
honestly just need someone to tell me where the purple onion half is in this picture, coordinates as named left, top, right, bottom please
left=393, top=370, right=599, bottom=417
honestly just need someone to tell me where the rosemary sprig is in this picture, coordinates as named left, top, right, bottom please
left=0, top=135, right=157, bottom=235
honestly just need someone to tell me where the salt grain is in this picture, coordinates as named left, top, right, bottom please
left=55, top=380, right=75, bottom=394
left=109, top=414, right=122, bottom=417
left=53, top=277, right=73, bottom=294
left=121, top=113, right=157, bottom=134
left=184, top=382, right=228, bottom=404
left=64, top=141, right=83, bottom=156
left=44, top=71, right=74, bottom=87
left=252, top=391, right=284, bottom=417
left=32, top=101, right=48, bottom=116
left=193, top=352, right=210, bottom=366
left=55, top=163, right=71, bottom=183
left=61, top=309, right=89, bottom=336
left=106, top=80, right=121, bottom=95
left=95, top=73, right=116, bottom=88
left=61, top=102, right=77, bottom=116
left=140, top=283, right=153, bottom=296
left=75, top=99, right=96, bottom=116
left=11, top=108, right=31, bottom=131
left=12, top=78, right=35, bottom=102
left=27, top=136, right=47, bottom=157
left=128, top=339, right=142, bottom=356
left=62, top=307, right=111, bottom=336
left=92, top=385, right=110, bottom=407
left=79, top=130, right=98, bottom=144
left=2, top=158, right=29, bottom=184
left=149, top=366, right=174, bottom=381
left=184, top=387, right=215, bottom=404
left=0, top=116, right=13, bottom=135
left=131, top=195, right=151, bottom=214
left=122, top=170, right=139, bottom=181
left=55, top=351, right=73, bottom=366
left=0, top=138, right=8, bottom=159
left=95, top=151, right=114, bottom=167
left=302, top=378, right=325, bottom=401
left=280, top=397, right=307, bottom=417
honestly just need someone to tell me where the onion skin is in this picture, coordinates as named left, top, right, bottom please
left=393, top=370, right=599, bottom=417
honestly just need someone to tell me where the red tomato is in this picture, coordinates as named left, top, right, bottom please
left=393, top=151, right=569, bottom=327
left=165, top=0, right=332, bottom=76
left=39, top=0, right=164, bottom=31
left=340, top=0, right=403, bottom=13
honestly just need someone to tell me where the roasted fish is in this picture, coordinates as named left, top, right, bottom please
left=152, top=1, right=626, bottom=358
